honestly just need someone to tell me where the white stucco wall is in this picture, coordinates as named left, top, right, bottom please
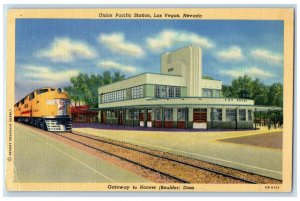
left=98, top=73, right=185, bottom=94
left=161, top=45, right=202, bottom=97
left=98, top=97, right=255, bottom=109
left=200, top=79, right=222, bottom=90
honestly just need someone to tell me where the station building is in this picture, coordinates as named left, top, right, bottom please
left=98, top=45, right=266, bottom=130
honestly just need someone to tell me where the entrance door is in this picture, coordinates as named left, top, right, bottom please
left=118, top=110, right=123, bottom=125
left=193, top=108, right=207, bottom=129
left=154, top=109, right=162, bottom=128
left=177, top=108, right=187, bottom=129
left=147, top=109, right=152, bottom=127
left=101, top=111, right=106, bottom=124
left=139, top=110, right=144, bottom=127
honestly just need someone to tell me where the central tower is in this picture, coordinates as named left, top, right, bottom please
left=160, top=45, right=202, bottom=97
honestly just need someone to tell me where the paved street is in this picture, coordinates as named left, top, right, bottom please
left=14, top=123, right=149, bottom=183
left=74, top=127, right=283, bottom=180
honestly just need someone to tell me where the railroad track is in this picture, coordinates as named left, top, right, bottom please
left=48, top=130, right=281, bottom=184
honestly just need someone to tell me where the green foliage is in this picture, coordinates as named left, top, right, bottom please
left=221, top=85, right=232, bottom=98
left=222, top=75, right=283, bottom=107
left=202, top=75, right=214, bottom=80
left=268, top=83, right=283, bottom=107
left=64, top=71, right=125, bottom=108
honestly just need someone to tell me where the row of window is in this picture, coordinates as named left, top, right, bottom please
left=212, top=109, right=252, bottom=121
left=202, top=89, right=221, bottom=98
left=101, top=86, right=145, bottom=103
left=100, top=85, right=225, bottom=103
left=105, top=108, right=253, bottom=122
left=101, top=90, right=126, bottom=103
left=101, top=85, right=224, bottom=103
left=132, top=86, right=144, bottom=99
left=101, top=84, right=183, bottom=103
left=154, top=85, right=180, bottom=98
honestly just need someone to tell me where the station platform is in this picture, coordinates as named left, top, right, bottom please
left=73, top=125, right=283, bottom=180
left=14, top=123, right=149, bottom=183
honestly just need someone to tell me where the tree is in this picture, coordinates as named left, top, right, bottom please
left=230, top=75, right=253, bottom=98
left=222, top=76, right=283, bottom=107
left=202, top=75, right=214, bottom=80
left=268, top=83, right=283, bottom=107
left=64, top=71, right=125, bottom=108
left=222, top=85, right=232, bottom=98
left=251, top=79, right=268, bottom=105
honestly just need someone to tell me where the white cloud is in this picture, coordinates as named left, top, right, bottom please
left=216, top=46, right=244, bottom=62
left=251, top=49, right=282, bottom=66
left=36, top=37, right=97, bottom=63
left=98, top=60, right=137, bottom=73
left=98, top=33, right=145, bottom=57
left=146, top=29, right=214, bottom=52
left=219, top=67, right=275, bottom=79
left=22, top=64, right=80, bottom=81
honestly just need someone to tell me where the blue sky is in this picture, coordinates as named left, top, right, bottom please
left=15, top=19, right=284, bottom=101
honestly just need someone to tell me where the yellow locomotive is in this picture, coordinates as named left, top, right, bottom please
left=14, top=87, right=72, bottom=131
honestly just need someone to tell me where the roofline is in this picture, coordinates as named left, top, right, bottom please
left=15, top=87, right=56, bottom=105
left=97, top=104, right=279, bottom=110
left=98, top=72, right=183, bottom=89
left=202, top=78, right=222, bottom=82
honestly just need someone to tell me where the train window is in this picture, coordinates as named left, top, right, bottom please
left=29, top=93, right=35, bottom=100
left=36, top=89, right=49, bottom=94
left=51, top=89, right=55, bottom=91
left=15, top=102, right=19, bottom=107
left=20, top=98, right=25, bottom=104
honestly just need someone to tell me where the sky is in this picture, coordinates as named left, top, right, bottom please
left=15, top=19, right=284, bottom=101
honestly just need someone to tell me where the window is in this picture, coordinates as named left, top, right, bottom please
left=154, top=85, right=181, bottom=98
left=168, top=68, right=174, bottom=72
left=169, top=87, right=174, bottom=97
left=160, top=86, right=168, bottom=98
left=111, top=111, right=115, bottom=118
left=175, top=87, right=181, bottom=97
left=203, top=89, right=212, bottom=97
left=215, top=90, right=221, bottom=97
left=132, top=86, right=143, bottom=99
left=164, top=108, right=173, bottom=121
left=128, top=110, right=133, bottom=120
left=178, top=108, right=187, bottom=121
left=239, top=109, right=246, bottom=121
left=226, top=109, right=237, bottom=121
left=248, top=110, right=253, bottom=121
left=36, top=89, right=48, bottom=94
left=133, top=110, right=139, bottom=120
left=154, top=109, right=161, bottom=120
left=212, top=109, right=222, bottom=121
left=29, top=93, right=35, bottom=100
left=109, top=110, right=117, bottom=119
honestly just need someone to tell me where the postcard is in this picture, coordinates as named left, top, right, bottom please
left=5, top=7, right=294, bottom=192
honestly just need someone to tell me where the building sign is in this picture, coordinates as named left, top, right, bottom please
left=225, top=98, right=248, bottom=102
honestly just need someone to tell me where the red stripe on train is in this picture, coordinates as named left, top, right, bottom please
left=21, top=110, right=31, bottom=114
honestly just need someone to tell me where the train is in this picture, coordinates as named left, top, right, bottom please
left=14, top=87, right=72, bottom=131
